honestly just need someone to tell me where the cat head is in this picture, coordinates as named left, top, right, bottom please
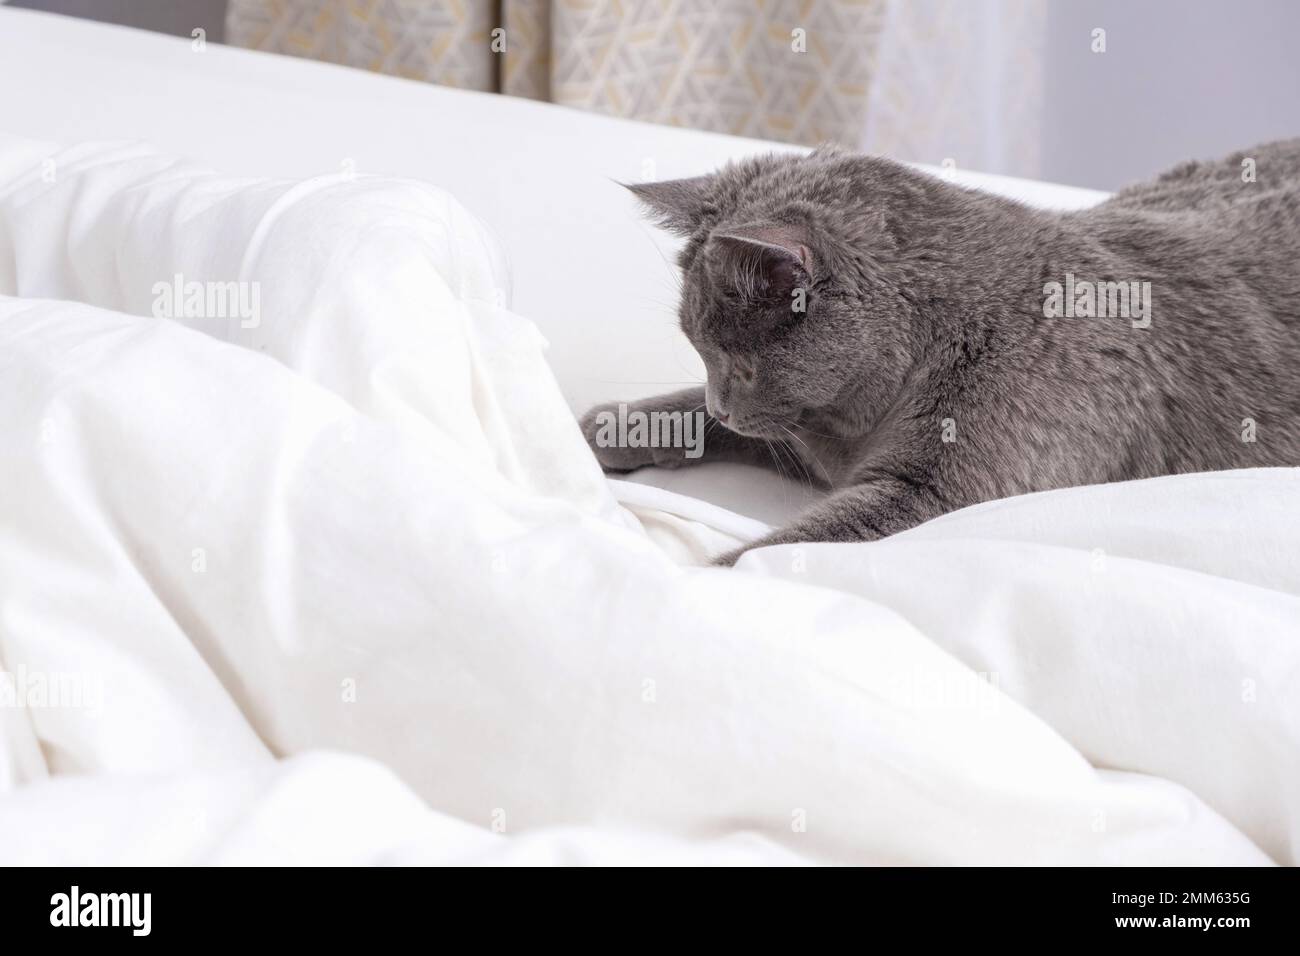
left=627, top=146, right=931, bottom=438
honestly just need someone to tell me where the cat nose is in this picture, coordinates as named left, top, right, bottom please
left=705, top=382, right=730, bottom=424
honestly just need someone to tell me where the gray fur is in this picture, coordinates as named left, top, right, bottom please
left=581, top=141, right=1300, bottom=564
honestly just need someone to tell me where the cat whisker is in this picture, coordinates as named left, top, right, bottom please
left=582, top=379, right=704, bottom=386
left=760, top=436, right=791, bottom=488
left=776, top=423, right=825, bottom=487
left=780, top=418, right=851, bottom=442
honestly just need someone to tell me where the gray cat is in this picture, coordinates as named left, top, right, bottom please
left=581, top=141, right=1300, bottom=565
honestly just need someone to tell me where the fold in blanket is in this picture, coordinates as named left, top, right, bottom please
left=0, top=136, right=1294, bottom=865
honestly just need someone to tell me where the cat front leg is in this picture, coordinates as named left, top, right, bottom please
left=579, top=387, right=787, bottom=474
left=713, top=475, right=951, bottom=566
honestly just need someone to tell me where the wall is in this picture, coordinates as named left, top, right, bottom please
left=6, top=0, right=227, bottom=41
left=1043, top=0, right=1300, bottom=188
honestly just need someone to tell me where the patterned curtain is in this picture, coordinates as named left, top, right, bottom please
left=227, top=0, right=1045, bottom=178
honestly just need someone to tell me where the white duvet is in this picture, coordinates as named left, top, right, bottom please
left=0, top=135, right=1295, bottom=866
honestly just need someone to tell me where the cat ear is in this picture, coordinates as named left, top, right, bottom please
left=624, top=176, right=714, bottom=236
left=710, top=223, right=814, bottom=301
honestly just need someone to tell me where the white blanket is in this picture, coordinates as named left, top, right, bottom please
left=0, top=136, right=1295, bottom=866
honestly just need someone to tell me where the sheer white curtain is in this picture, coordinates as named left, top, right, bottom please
left=864, top=0, right=1046, bottom=179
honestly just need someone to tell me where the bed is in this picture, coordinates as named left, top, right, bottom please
left=0, top=7, right=1295, bottom=866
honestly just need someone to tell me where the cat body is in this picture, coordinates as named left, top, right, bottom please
left=582, top=141, right=1300, bottom=563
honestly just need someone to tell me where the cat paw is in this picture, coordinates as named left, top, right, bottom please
left=711, top=530, right=790, bottom=567
left=578, top=402, right=690, bottom=474
left=579, top=403, right=650, bottom=473
left=711, top=546, right=746, bottom=567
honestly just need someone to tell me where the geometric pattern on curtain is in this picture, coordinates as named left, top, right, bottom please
left=226, top=0, right=1045, bottom=177
left=226, top=0, right=888, bottom=145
